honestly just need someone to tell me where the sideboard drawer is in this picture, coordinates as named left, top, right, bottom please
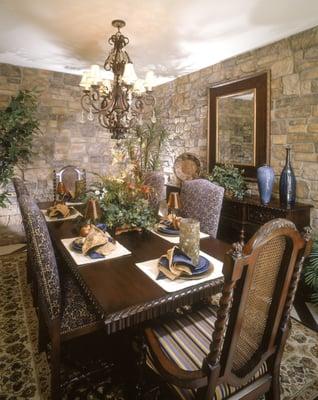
left=247, top=205, right=284, bottom=225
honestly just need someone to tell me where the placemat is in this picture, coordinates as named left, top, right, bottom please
left=135, top=251, right=223, bottom=293
left=150, top=229, right=209, bottom=244
left=42, top=208, right=82, bottom=222
left=61, top=237, right=131, bottom=266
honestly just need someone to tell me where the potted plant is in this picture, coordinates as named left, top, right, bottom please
left=0, top=89, right=40, bottom=207
left=88, top=175, right=157, bottom=234
left=303, top=237, right=318, bottom=304
left=205, top=164, right=247, bottom=200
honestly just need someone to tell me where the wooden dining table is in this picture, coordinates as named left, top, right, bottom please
left=40, top=202, right=231, bottom=335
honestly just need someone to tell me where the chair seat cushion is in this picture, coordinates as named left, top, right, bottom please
left=60, top=271, right=100, bottom=335
left=147, top=304, right=267, bottom=400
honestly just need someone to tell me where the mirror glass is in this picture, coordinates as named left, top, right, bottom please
left=217, top=89, right=255, bottom=166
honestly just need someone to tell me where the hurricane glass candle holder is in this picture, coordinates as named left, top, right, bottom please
left=179, top=218, right=200, bottom=266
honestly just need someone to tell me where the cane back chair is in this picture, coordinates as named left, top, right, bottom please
left=144, top=219, right=312, bottom=400
left=18, top=195, right=103, bottom=400
left=180, top=179, right=224, bottom=238
left=53, top=165, right=86, bottom=201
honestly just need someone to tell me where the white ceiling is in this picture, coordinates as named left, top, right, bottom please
left=0, top=0, right=318, bottom=85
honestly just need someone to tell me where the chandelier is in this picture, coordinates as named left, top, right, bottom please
left=79, top=19, right=156, bottom=140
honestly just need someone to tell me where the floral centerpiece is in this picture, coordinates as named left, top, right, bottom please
left=89, top=175, right=157, bottom=233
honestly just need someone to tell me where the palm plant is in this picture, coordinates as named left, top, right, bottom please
left=124, top=121, right=169, bottom=181
left=304, top=239, right=318, bottom=304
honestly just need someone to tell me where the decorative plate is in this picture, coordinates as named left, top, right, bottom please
left=173, top=153, right=201, bottom=181
left=157, top=225, right=180, bottom=236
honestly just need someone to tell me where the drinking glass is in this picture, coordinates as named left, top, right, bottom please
left=179, top=218, right=200, bottom=266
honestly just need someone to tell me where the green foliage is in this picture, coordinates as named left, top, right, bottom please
left=304, top=239, right=318, bottom=304
left=89, top=175, right=156, bottom=230
left=124, top=121, right=169, bottom=180
left=205, top=164, right=247, bottom=200
left=0, top=89, right=40, bottom=207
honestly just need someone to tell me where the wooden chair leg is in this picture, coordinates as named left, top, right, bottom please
left=38, top=312, right=47, bottom=353
left=50, top=326, right=61, bottom=400
left=265, top=372, right=280, bottom=400
left=135, top=333, right=147, bottom=400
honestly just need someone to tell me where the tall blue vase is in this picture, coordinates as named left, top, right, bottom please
left=279, top=145, right=296, bottom=207
left=257, top=165, right=275, bottom=205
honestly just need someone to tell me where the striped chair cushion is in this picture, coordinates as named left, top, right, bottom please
left=147, top=305, right=268, bottom=400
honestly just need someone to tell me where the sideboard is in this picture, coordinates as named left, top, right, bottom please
left=218, top=196, right=312, bottom=244
left=165, top=184, right=312, bottom=244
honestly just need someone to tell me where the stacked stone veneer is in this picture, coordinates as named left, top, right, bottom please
left=154, top=26, right=318, bottom=229
left=1, top=26, right=318, bottom=230
left=0, top=65, right=122, bottom=228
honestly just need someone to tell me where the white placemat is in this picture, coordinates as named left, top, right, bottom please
left=42, top=208, right=82, bottom=222
left=135, top=251, right=223, bottom=293
left=61, top=237, right=131, bottom=266
left=150, top=229, right=209, bottom=244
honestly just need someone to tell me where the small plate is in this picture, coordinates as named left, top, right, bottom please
left=173, top=153, right=201, bottom=181
left=157, top=225, right=179, bottom=236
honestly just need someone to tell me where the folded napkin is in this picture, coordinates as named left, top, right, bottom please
left=72, top=225, right=116, bottom=259
left=159, top=214, right=181, bottom=231
left=157, top=246, right=210, bottom=281
left=47, top=203, right=72, bottom=218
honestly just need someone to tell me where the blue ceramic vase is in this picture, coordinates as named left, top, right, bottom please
left=279, top=145, right=296, bottom=207
left=257, top=165, right=275, bottom=205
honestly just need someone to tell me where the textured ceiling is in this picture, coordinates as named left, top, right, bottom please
left=0, top=0, right=318, bottom=85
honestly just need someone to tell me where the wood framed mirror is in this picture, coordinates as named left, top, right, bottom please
left=208, top=72, right=269, bottom=180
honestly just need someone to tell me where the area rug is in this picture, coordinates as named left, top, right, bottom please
left=0, top=251, right=318, bottom=400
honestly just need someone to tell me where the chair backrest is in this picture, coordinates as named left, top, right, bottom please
left=53, top=165, right=86, bottom=201
left=18, top=195, right=61, bottom=322
left=143, top=171, right=165, bottom=211
left=12, top=177, right=29, bottom=197
left=205, top=218, right=311, bottom=389
left=180, top=179, right=224, bottom=237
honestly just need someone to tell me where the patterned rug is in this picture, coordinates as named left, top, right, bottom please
left=0, top=251, right=318, bottom=400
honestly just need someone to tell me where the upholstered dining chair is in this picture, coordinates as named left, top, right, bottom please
left=12, top=177, right=34, bottom=287
left=18, top=195, right=103, bottom=400
left=144, top=219, right=312, bottom=400
left=53, top=165, right=86, bottom=201
left=180, top=179, right=225, bottom=237
left=143, top=171, right=166, bottom=211
left=12, top=176, right=29, bottom=197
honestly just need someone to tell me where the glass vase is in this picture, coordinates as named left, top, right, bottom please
left=257, top=165, right=275, bottom=205
left=279, top=145, right=296, bottom=207
left=179, top=218, right=200, bottom=266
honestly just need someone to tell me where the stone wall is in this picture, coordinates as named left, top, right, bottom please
left=154, top=26, right=318, bottom=229
left=0, top=64, right=121, bottom=228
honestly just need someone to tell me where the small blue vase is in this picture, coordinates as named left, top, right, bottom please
left=257, top=165, right=275, bottom=205
left=279, top=145, right=296, bottom=207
